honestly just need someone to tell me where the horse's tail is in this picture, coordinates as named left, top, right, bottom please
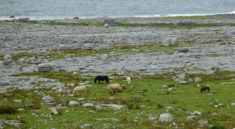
left=94, top=78, right=97, bottom=83
left=106, top=77, right=109, bottom=83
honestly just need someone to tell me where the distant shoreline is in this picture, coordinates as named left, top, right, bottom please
left=0, top=12, right=235, bottom=21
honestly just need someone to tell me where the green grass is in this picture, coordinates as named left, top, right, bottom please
left=50, top=49, right=109, bottom=59
left=2, top=43, right=180, bottom=63
left=116, top=21, right=219, bottom=29
left=1, top=71, right=235, bottom=128
left=12, top=71, right=83, bottom=83
left=50, top=43, right=180, bottom=59
left=0, top=19, right=226, bottom=29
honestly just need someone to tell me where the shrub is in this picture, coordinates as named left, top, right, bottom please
left=0, top=106, right=17, bottom=114
left=208, top=125, right=226, bottom=129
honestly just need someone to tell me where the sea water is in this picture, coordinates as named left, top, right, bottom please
left=0, top=0, right=234, bottom=19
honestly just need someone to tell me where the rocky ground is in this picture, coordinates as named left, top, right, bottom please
left=0, top=15, right=235, bottom=128
left=0, top=15, right=235, bottom=90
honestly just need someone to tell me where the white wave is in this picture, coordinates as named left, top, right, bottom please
left=229, top=11, right=235, bottom=14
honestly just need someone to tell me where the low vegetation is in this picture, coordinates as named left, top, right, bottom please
left=6, top=43, right=181, bottom=62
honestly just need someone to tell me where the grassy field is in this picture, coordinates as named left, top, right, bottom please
left=0, top=71, right=235, bottom=128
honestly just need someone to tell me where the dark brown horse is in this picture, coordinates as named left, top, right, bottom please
left=200, top=85, right=210, bottom=93
left=94, top=75, right=109, bottom=84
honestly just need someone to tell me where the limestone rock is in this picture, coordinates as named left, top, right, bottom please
left=231, top=102, right=235, bottom=106
left=159, top=113, right=173, bottom=122
left=148, top=114, right=156, bottom=120
left=162, top=38, right=177, bottom=46
left=198, top=120, right=208, bottom=127
left=83, top=103, right=94, bottom=107
left=81, top=124, right=93, bottom=129
left=104, top=24, right=109, bottom=28
left=42, top=96, right=55, bottom=105
left=192, top=111, right=202, bottom=115
left=95, top=104, right=124, bottom=110
left=13, top=99, right=22, bottom=103
left=69, top=101, right=80, bottom=107
left=194, top=77, right=202, bottom=83
left=178, top=47, right=189, bottom=53
left=186, top=116, right=198, bottom=121
left=3, top=60, right=14, bottom=66
left=73, top=17, right=79, bottom=20
left=51, top=108, right=58, bottom=115
left=38, top=64, right=54, bottom=72
left=96, top=118, right=119, bottom=122
left=3, top=55, right=12, bottom=60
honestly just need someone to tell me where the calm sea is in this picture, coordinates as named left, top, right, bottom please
left=0, top=0, right=234, bottom=19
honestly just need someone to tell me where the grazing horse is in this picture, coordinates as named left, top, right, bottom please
left=200, top=85, right=210, bottom=93
left=94, top=75, right=109, bottom=84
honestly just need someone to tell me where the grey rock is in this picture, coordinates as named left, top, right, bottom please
left=78, top=98, right=85, bottom=101
left=162, top=37, right=177, bottom=47
left=192, top=111, right=202, bottom=115
left=198, top=120, right=208, bottom=127
left=69, top=101, right=80, bottom=107
left=3, top=55, right=12, bottom=60
left=103, top=19, right=117, bottom=25
left=162, top=38, right=171, bottom=47
left=0, top=119, right=22, bottom=127
left=51, top=108, right=58, bottom=115
left=186, top=116, right=198, bottom=121
left=211, top=112, right=220, bottom=116
left=148, top=114, right=156, bottom=120
left=83, top=103, right=94, bottom=107
left=177, top=22, right=197, bottom=26
left=38, top=64, right=54, bottom=72
left=159, top=113, right=173, bottom=122
left=96, top=118, right=119, bottom=122
left=167, top=88, right=174, bottom=91
left=178, top=48, right=189, bottom=53
left=194, top=77, right=202, bottom=83
left=231, top=102, right=235, bottom=106
left=3, top=60, right=14, bottom=65
left=13, top=99, right=22, bottom=103
left=94, top=45, right=108, bottom=51
left=17, top=18, right=30, bottom=22
left=81, top=124, right=93, bottom=129
left=73, top=17, right=79, bottom=20
left=104, top=24, right=109, bottom=28
left=108, top=97, right=114, bottom=100
left=164, top=106, right=175, bottom=111
left=95, top=104, right=124, bottom=110
left=81, top=43, right=95, bottom=50
left=42, top=96, right=55, bottom=105
left=55, top=104, right=66, bottom=109
left=214, top=104, right=224, bottom=108
left=173, top=73, right=187, bottom=83
left=0, top=82, right=9, bottom=86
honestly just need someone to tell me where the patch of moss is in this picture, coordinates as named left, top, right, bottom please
left=11, top=52, right=37, bottom=62
left=115, top=21, right=219, bottom=29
